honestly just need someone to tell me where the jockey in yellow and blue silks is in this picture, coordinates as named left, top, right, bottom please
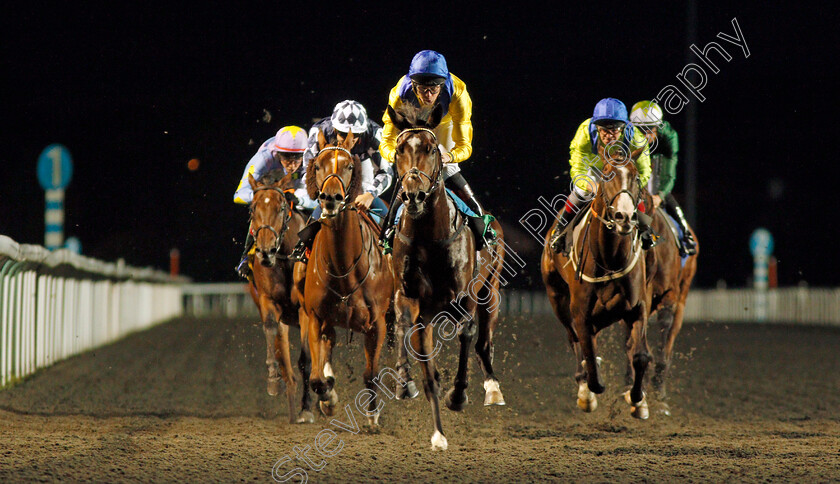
left=233, top=125, right=313, bottom=278
left=378, top=49, right=495, bottom=251
left=630, top=100, right=696, bottom=256
left=550, top=98, right=658, bottom=254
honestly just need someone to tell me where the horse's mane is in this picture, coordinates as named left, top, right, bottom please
left=387, top=103, right=445, bottom=131
left=305, top=148, right=363, bottom=202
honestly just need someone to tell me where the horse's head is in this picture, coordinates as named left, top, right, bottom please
left=596, top=144, right=645, bottom=236
left=248, top=170, right=293, bottom=267
left=387, top=103, right=445, bottom=217
left=306, top=130, right=362, bottom=218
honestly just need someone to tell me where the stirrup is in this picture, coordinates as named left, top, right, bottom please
left=379, top=226, right=395, bottom=254
left=641, top=229, right=661, bottom=250
left=290, top=241, right=308, bottom=263
left=682, top=236, right=697, bottom=256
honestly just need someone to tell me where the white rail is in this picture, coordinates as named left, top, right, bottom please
left=181, top=283, right=840, bottom=328
left=1, top=235, right=184, bottom=388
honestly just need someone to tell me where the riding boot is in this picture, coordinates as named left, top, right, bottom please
left=236, top=231, right=255, bottom=279
left=637, top=211, right=660, bottom=250
left=665, top=196, right=697, bottom=256
left=549, top=207, right=577, bottom=254
left=449, top=179, right=497, bottom=250
left=378, top=198, right=402, bottom=254
left=290, top=221, right=321, bottom=263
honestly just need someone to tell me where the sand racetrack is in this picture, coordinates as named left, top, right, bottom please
left=1, top=314, right=839, bottom=482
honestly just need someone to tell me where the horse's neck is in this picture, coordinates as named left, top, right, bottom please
left=403, top=184, right=456, bottom=241
left=588, top=200, right=636, bottom=267
left=320, top=210, right=364, bottom=269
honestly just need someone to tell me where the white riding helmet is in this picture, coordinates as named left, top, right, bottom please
left=331, top=100, right=369, bottom=134
left=630, top=101, right=664, bottom=127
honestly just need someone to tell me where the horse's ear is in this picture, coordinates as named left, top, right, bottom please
left=305, top=158, right=319, bottom=200
left=387, top=105, right=408, bottom=131
left=317, top=129, right=328, bottom=150
left=248, top=173, right=258, bottom=191
left=427, top=103, right=445, bottom=129
left=342, top=131, right=358, bottom=150
left=630, top=146, right=646, bottom=161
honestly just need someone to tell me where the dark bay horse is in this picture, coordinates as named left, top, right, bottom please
left=541, top=147, right=653, bottom=419
left=387, top=104, right=507, bottom=450
left=247, top=170, right=314, bottom=423
left=640, top=199, right=699, bottom=414
left=300, top=131, right=395, bottom=425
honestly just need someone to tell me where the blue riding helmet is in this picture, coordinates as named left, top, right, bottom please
left=591, top=98, right=630, bottom=125
left=408, top=50, right=449, bottom=84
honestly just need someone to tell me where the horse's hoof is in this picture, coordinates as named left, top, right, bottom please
left=296, top=410, right=315, bottom=424
left=267, top=377, right=282, bottom=397
left=577, top=381, right=598, bottom=412
left=444, top=388, right=468, bottom=411
left=318, top=390, right=338, bottom=416
left=483, top=380, right=506, bottom=406
left=624, top=390, right=649, bottom=420
left=396, top=380, right=420, bottom=400
left=654, top=401, right=672, bottom=417
left=431, top=430, right=448, bottom=451
left=366, top=413, right=381, bottom=428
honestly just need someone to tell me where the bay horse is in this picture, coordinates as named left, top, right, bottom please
left=247, top=170, right=314, bottom=423
left=300, top=131, right=395, bottom=425
left=387, top=104, right=507, bottom=450
left=638, top=198, right=699, bottom=414
left=540, top=145, right=653, bottom=419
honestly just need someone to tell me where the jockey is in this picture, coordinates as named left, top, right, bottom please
left=549, top=98, right=656, bottom=254
left=289, top=100, right=394, bottom=262
left=378, top=49, right=495, bottom=251
left=630, top=100, right=697, bottom=256
left=233, top=125, right=314, bottom=278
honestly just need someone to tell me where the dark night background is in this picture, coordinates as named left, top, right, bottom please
left=2, top=3, right=837, bottom=287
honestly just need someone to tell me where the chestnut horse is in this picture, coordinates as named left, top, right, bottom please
left=300, top=131, right=395, bottom=425
left=541, top=147, right=653, bottom=419
left=638, top=200, right=699, bottom=415
left=247, top=170, right=314, bottom=423
left=387, top=104, right=507, bottom=450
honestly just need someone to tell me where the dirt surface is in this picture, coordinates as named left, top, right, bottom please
left=1, top=314, right=839, bottom=482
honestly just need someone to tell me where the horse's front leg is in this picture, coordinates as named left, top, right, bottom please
left=475, top=284, right=505, bottom=407
left=259, top=298, right=282, bottom=397
left=307, top=312, right=338, bottom=416
left=296, top=307, right=314, bottom=424
left=409, top=314, right=447, bottom=450
left=445, top=315, right=475, bottom=412
left=361, top=316, right=387, bottom=427
left=623, top=305, right=652, bottom=420
left=394, top=294, right=420, bottom=399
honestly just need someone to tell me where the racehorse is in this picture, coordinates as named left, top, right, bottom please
left=247, top=170, right=314, bottom=423
left=540, top=145, right=653, bottom=419
left=301, top=131, right=395, bottom=425
left=387, top=104, right=507, bottom=450
left=639, top=198, right=699, bottom=414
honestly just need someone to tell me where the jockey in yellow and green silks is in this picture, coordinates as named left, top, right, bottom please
left=377, top=49, right=496, bottom=251
left=630, top=100, right=696, bottom=256
left=550, top=98, right=658, bottom=254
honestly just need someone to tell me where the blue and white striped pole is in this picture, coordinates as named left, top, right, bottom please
left=37, top=144, right=73, bottom=251
left=45, top=188, right=65, bottom=250
left=749, top=228, right=774, bottom=322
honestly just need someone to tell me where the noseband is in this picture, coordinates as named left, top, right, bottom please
left=395, top=128, right=442, bottom=201
left=591, top=174, right=643, bottom=234
left=251, top=186, right=292, bottom=257
left=316, top=146, right=354, bottom=215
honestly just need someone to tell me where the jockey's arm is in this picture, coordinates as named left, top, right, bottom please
left=379, top=83, right=403, bottom=163
left=569, top=119, right=596, bottom=193
left=446, top=76, right=473, bottom=164
left=233, top=150, right=269, bottom=205
left=631, top=127, right=652, bottom=188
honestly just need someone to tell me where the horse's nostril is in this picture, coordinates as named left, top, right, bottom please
left=615, top=212, right=626, bottom=222
left=631, top=212, right=638, bottom=222
left=416, top=192, right=426, bottom=202
left=269, top=248, right=277, bottom=255
left=335, top=194, right=344, bottom=202
left=319, top=193, right=327, bottom=200
left=400, top=192, right=409, bottom=202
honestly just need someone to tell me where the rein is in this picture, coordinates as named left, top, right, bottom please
left=313, top=206, right=375, bottom=306
left=395, top=128, right=442, bottom=201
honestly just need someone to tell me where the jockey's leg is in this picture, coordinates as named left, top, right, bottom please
left=549, top=189, right=587, bottom=254
left=369, top=196, right=388, bottom=226
left=443, top=166, right=497, bottom=249
left=663, top=193, right=697, bottom=255
left=378, top=198, right=402, bottom=253
left=236, top=229, right=255, bottom=279
left=290, top=209, right=321, bottom=263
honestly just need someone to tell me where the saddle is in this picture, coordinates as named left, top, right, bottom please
left=553, top=201, right=593, bottom=256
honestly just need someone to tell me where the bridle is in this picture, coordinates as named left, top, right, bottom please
left=395, top=128, right=442, bottom=203
left=316, top=146, right=353, bottom=216
left=590, top=165, right=643, bottom=235
left=251, top=186, right=292, bottom=259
